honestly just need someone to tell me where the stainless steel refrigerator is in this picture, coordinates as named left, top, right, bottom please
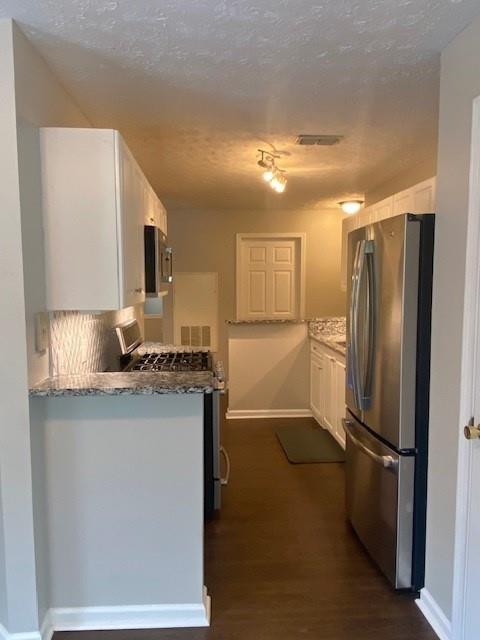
left=344, top=213, right=434, bottom=591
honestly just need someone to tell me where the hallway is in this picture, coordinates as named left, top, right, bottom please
left=56, top=417, right=437, bottom=640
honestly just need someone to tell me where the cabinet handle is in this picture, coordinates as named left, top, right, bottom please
left=135, top=287, right=144, bottom=293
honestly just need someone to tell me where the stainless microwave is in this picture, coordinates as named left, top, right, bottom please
left=144, top=225, right=173, bottom=294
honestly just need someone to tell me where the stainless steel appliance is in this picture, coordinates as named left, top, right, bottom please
left=114, top=319, right=229, bottom=518
left=344, top=213, right=434, bottom=591
left=144, top=225, right=173, bottom=294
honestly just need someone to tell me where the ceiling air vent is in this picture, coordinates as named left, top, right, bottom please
left=295, top=134, right=343, bottom=146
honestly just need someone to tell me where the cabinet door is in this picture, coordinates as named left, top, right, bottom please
left=335, top=360, right=346, bottom=448
left=145, top=185, right=157, bottom=227
left=117, top=137, right=145, bottom=307
left=323, top=356, right=336, bottom=432
left=393, top=189, right=415, bottom=216
left=373, top=196, right=394, bottom=222
left=412, top=177, right=436, bottom=213
left=310, top=354, right=323, bottom=423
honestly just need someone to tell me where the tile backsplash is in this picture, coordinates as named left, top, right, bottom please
left=50, top=305, right=143, bottom=375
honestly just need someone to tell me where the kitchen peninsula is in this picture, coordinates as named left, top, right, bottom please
left=29, top=373, right=211, bottom=631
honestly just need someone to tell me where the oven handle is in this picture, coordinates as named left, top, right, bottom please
left=220, top=446, right=231, bottom=485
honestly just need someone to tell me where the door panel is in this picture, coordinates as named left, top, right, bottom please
left=273, top=271, right=293, bottom=313
left=310, top=354, right=322, bottom=420
left=345, top=413, right=415, bottom=589
left=346, top=215, right=420, bottom=449
left=119, top=139, right=145, bottom=307
left=335, top=360, right=346, bottom=447
left=323, top=356, right=334, bottom=430
left=239, top=238, right=297, bottom=319
left=393, top=190, right=414, bottom=215
left=248, top=271, right=267, bottom=314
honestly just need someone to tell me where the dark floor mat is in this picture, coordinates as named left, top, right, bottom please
left=275, top=423, right=345, bottom=463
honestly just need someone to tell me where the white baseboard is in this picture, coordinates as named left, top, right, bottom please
left=39, top=590, right=210, bottom=640
left=226, top=409, right=312, bottom=420
left=416, top=589, right=452, bottom=640
left=0, top=623, right=41, bottom=640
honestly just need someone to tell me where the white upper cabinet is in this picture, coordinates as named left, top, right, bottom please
left=340, top=177, right=436, bottom=291
left=393, top=177, right=436, bottom=216
left=393, top=189, right=415, bottom=216
left=40, top=128, right=167, bottom=311
left=372, top=196, right=393, bottom=222
left=144, top=182, right=167, bottom=234
left=412, top=177, right=436, bottom=213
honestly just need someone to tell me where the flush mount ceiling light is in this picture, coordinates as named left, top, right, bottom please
left=257, top=149, right=287, bottom=194
left=339, top=200, right=364, bottom=215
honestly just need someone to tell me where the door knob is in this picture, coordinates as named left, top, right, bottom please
left=464, top=421, right=480, bottom=440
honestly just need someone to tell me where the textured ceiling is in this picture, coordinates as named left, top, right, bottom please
left=2, top=0, right=480, bottom=210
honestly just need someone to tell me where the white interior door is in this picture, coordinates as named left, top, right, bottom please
left=237, top=235, right=304, bottom=320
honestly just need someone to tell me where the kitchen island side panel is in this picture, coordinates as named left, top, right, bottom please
left=30, top=394, right=204, bottom=609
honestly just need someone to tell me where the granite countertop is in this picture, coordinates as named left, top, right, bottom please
left=29, top=371, right=215, bottom=397
left=226, top=319, right=311, bottom=325
left=308, top=317, right=346, bottom=356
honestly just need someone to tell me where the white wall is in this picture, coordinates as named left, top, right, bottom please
left=227, top=323, right=310, bottom=415
left=0, top=18, right=92, bottom=635
left=12, top=23, right=90, bottom=385
left=424, top=14, right=480, bottom=622
left=0, top=20, right=40, bottom=634
left=166, top=207, right=345, bottom=367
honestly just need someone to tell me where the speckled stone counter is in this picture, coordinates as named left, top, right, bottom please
left=29, top=371, right=214, bottom=397
left=308, top=317, right=346, bottom=356
left=226, top=319, right=312, bottom=325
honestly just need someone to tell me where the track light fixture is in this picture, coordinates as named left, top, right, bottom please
left=257, top=149, right=287, bottom=194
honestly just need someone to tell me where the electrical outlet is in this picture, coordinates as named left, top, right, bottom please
left=35, top=312, right=49, bottom=353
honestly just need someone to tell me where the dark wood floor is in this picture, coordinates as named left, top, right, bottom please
left=55, top=416, right=437, bottom=640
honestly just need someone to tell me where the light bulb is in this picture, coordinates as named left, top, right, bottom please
left=262, top=169, right=274, bottom=182
left=339, top=200, right=363, bottom=215
left=271, top=174, right=286, bottom=193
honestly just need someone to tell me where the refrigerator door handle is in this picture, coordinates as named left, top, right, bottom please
left=343, top=419, right=398, bottom=471
left=349, top=240, right=363, bottom=409
left=360, top=240, right=375, bottom=408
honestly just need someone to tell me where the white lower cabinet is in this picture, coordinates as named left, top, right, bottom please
left=309, top=340, right=346, bottom=449
left=334, top=359, right=346, bottom=447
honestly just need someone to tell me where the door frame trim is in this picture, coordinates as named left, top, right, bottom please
left=235, top=232, right=306, bottom=320
left=450, top=94, right=480, bottom=640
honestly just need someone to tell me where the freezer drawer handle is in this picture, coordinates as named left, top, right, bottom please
left=343, top=420, right=397, bottom=471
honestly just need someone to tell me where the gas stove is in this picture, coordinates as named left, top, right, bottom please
left=128, top=351, right=212, bottom=372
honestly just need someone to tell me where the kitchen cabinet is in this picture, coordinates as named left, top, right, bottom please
left=372, top=196, right=393, bottom=222
left=310, top=352, right=323, bottom=421
left=40, top=127, right=167, bottom=311
left=145, top=183, right=168, bottom=234
left=309, top=339, right=346, bottom=449
left=340, top=177, right=436, bottom=291
left=334, top=360, right=346, bottom=447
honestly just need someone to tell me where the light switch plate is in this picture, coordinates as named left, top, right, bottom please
left=35, top=312, right=49, bottom=353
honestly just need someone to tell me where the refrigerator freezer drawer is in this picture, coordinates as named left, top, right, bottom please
left=344, top=414, right=415, bottom=589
